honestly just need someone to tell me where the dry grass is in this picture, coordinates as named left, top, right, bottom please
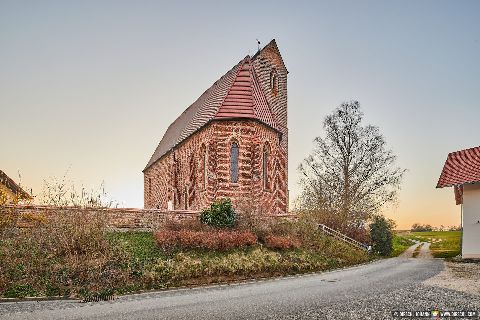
left=0, top=204, right=371, bottom=299
left=0, top=207, right=131, bottom=298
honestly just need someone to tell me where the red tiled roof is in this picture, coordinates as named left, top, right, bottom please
left=215, top=57, right=278, bottom=129
left=437, top=146, right=480, bottom=188
left=144, top=43, right=280, bottom=171
left=215, top=59, right=256, bottom=119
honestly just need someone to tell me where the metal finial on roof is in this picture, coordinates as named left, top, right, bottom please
left=256, top=39, right=261, bottom=52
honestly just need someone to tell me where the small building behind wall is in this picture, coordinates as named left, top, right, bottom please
left=0, top=169, right=32, bottom=204
left=437, top=146, right=480, bottom=259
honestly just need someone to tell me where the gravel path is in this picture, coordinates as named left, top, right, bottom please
left=424, top=260, right=480, bottom=296
left=399, top=241, right=421, bottom=258
left=1, top=254, right=478, bottom=320
left=417, top=242, right=433, bottom=259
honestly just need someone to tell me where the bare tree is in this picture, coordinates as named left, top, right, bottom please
left=298, top=101, right=405, bottom=229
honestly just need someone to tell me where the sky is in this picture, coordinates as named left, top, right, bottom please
left=1, top=0, right=479, bottom=229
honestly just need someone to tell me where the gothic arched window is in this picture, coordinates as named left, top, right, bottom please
left=270, top=68, right=278, bottom=95
left=202, top=144, right=208, bottom=190
left=263, top=143, right=270, bottom=190
left=230, top=141, right=239, bottom=183
left=148, top=177, right=152, bottom=197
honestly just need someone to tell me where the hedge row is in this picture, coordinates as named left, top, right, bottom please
left=264, top=235, right=301, bottom=250
left=154, top=230, right=257, bottom=251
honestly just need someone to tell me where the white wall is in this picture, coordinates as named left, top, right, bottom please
left=462, top=183, right=480, bottom=258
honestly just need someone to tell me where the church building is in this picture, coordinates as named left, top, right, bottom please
left=143, top=40, right=288, bottom=214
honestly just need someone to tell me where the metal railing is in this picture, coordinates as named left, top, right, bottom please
left=318, top=224, right=370, bottom=251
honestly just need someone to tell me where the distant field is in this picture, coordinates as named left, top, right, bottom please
left=401, top=231, right=461, bottom=258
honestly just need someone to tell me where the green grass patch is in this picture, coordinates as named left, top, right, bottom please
left=107, top=231, right=166, bottom=261
left=105, top=231, right=370, bottom=293
left=4, top=284, right=38, bottom=298
left=391, top=235, right=415, bottom=257
left=404, top=231, right=461, bottom=258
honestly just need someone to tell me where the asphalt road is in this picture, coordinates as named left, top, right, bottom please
left=1, top=253, right=479, bottom=320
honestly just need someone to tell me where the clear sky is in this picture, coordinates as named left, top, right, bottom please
left=1, top=0, right=479, bottom=229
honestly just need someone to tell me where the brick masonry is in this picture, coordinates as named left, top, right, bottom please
left=1, top=205, right=296, bottom=231
left=2, top=205, right=199, bottom=230
left=144, top=41, right=288, bottom=214
left=144, top=120, right=288, bottom=214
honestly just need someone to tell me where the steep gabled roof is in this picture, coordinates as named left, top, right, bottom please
left=144, top=46, right=280, bottom=171
left=437, top=146, right=480, bottom=188
left=215, top=57, right=277, bottom=129
left=144, top=58, right=242, bottom=171
left=215, top=59, right=255, bottom=119
left=0, top=170, right=32, bottom=200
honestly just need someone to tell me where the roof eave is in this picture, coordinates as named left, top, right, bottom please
left=437, top=180, right=480, bottom=189
left=213, top=117, right=282, bottom=134
left=143, top=117, right=282, bottom=172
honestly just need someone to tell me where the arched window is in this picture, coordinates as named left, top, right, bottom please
left=202, top=145, right=208, bottom=190
left=270, top=68, right=278, bottom=95
left=230, top=141, right=239, bottom=183
left=263, top=143, right=270, bottom=190
left=184, top=185, right=188, bottom=210
left=148, top=177, right=152, bottom=197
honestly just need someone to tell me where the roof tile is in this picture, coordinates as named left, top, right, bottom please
left=437, top=146, right=480, bottom=188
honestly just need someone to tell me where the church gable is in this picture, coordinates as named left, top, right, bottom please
left=214, top=57, right=278, bottom=132
left=215, top=59, right=255, bottom=119
left=144, top=40, right=288, bottom=214
left=251, top=40, right=288, bottom=150
left=144, top=40, right=286, bottom=171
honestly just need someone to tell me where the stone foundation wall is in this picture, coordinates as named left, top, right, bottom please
left=1, top=205, right=297, bottom=231
left=1, top=205, right=200, bottom=231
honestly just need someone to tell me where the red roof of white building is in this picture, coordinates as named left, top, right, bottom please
left=437, top=146, right=480, bottom=188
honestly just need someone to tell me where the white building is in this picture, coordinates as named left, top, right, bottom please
left=437, top=146, right=480, bottom=259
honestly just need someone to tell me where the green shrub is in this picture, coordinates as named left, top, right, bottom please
left=369, top=215, right=395, bottom=256
left=200, top=198, right=236, bottom=228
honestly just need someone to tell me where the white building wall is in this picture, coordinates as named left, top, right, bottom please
left=462, top=183, right=480, bottom=258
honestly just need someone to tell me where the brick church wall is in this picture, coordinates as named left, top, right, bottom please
left=252, top=42, right=289, bottom=205
left=144, top=119, right=288, bottom=214
left=144, top=41, right=289, bottom=215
